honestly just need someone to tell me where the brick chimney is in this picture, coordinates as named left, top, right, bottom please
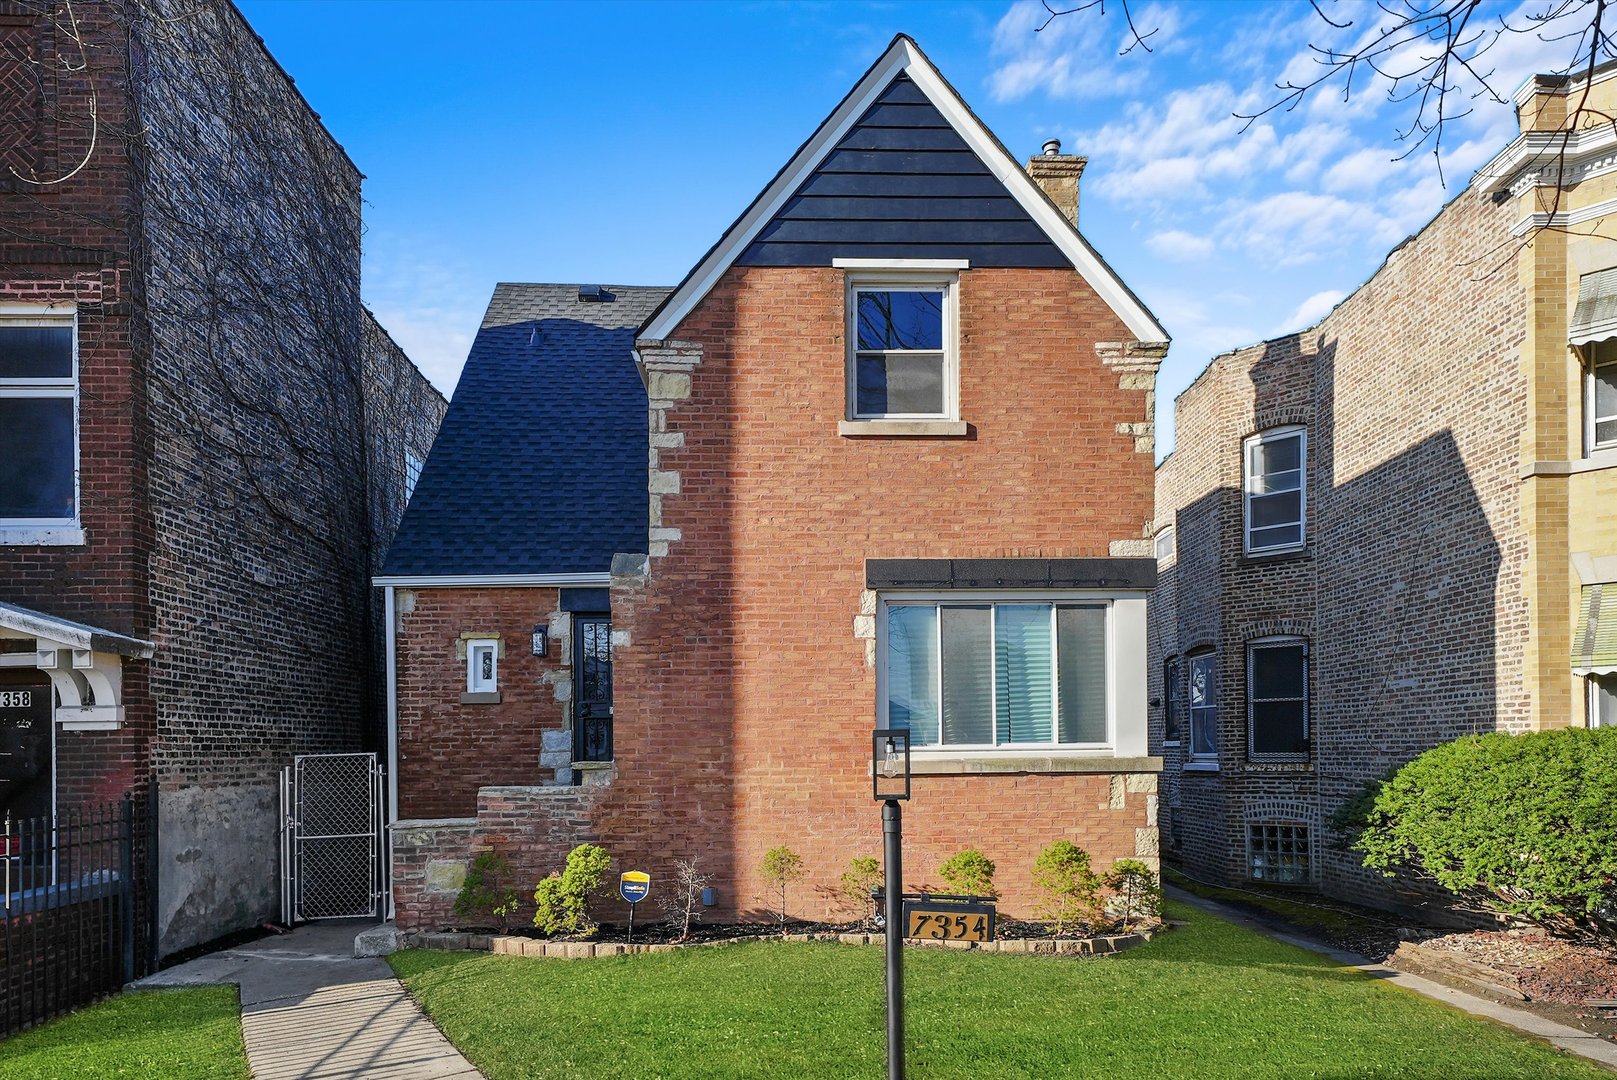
left=1026, top=138, right=1086, bottom=228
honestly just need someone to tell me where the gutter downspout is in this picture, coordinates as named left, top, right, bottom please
left=384, top=584, right=399, bottom=921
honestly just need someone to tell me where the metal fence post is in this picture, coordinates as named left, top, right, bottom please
left=147, top=775, right=159, bottom=975
left=119, top=796, right=134, bottom=985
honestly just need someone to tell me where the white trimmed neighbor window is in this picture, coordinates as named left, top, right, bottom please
left=1247, top=637, right=1309, bottom=760
left=1154, top=525, right=1175, bottom=563
left=1588, top=341, right=1617, bottom=453
left=880, top=599, right=1109, bottom=748
left=466, top=638, right=498, bottom=694
left=1591, top=673, right=1615, bottom=729
left=1248, top=823, right=1311, bottom=884
left=0, top=310, right=78, bottom=541
left=1243, top=426, right=1306, bottom=554
left=846, top=275, right=957, bottom=420
left=1187, top=651, right=1217, bottom=759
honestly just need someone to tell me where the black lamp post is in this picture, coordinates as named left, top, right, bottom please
left=873, top=728, right=910, bottom=1080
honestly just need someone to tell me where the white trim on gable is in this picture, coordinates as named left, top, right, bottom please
left=638, top=35, right=1168, bottom=346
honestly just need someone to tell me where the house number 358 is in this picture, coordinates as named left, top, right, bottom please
left=0, top=691, right=32, bottom=708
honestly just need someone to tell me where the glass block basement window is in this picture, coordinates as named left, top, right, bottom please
left=1248, top=824, right=1310, bottom=884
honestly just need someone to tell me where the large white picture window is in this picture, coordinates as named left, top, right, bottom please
left=882, top=600, right=1108, bottom=748
left=1243, top=427, right=1306, bottom=554
left=0, top=311, right=77, bottom=533
left=846, top=276, right=956, bottom=420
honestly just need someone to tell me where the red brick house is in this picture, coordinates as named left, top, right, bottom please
left=385, top=36, right=1169, bottom=928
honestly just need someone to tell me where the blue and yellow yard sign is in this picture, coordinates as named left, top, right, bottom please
left=619, top=871, right=650, bottom=905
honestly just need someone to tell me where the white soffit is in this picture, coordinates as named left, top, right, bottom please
left=639, top=35, right=1168, bottom=345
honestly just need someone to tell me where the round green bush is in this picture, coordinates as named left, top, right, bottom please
left=1351, top=728, right=1617, bottom=938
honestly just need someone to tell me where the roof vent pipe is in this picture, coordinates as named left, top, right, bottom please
left=1042, top=138, right=1061, bottom=156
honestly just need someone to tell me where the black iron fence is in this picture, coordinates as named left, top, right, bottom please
left=0, top=781, right=158, bottom=1037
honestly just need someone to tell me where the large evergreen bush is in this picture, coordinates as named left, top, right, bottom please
left=1348, top=728, right=1617, bottom=938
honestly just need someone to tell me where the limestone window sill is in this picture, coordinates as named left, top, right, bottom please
left=1182, top=760, right=1220, bottom=772
left=0, top=525, right=84, bottom=546
left=899, top=752, right=1162, bottom=775
left=459, top=691, right=502, bottom=704
left=838, top=420, right=969, bottom=437
left=1521, top=447, right=1617, bottom=477
left=571, top=760, right=614, bottom=770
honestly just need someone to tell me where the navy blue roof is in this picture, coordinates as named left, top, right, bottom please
left=382, top=284, right=671, bottom=577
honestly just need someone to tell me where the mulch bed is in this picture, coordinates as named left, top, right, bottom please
left=1417, top=930, right=1617, bottom=1007
left=444, top=916, right=1146, bottom=946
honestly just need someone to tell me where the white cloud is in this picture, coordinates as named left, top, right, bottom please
left=1275, top=289, right=1347, bottom=334
left=1146, top=229, right=1215, bottom=262
left=1227, top=191, right=1404, bottom=265
left=988, top=0, right=1157, bottom=101
left=370, top=305, right=476, bottom=396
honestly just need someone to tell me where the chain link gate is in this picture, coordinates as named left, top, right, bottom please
left=280, top=753, right=384, bottom=923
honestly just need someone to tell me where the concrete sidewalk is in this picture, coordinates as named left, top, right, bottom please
left=134, top=919, right=481, bottom=1080
left=1168, top=885, right=1617, bottom=1073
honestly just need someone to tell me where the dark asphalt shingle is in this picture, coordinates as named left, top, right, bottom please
left=381, top=283, right=671, bottom=577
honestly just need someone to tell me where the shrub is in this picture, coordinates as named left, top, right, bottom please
left=655, top=859, right=709, bottom=941
left=454, top=850, right=521, bottom=931
left=1104, top=858, right=1162, bottom=932
left=1349, top=728, right=1617, bottom=938
left=1032, top=840, right=1103, bottom=936
left=533, top=843, right=612, bottom=937
left=840, top=856, right=883, bottom=928
left=760, top=845, right=805, bottom=935
left=937, top=847, right=998, bottom=897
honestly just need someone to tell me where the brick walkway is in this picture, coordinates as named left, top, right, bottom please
left=134, top=920, right=480, bottom=1079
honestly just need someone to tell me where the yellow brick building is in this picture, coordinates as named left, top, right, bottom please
left=1477, top=66, right=1617, bottom=729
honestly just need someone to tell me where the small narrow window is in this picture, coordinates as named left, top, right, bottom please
left=1154, top=525, right=1175, bottom=563
left=1243, top=427, right=1306, bottom=554
left=1247, top=638, right=1309, bottom=760
left=1591, top=673, right=1616, bottom=729
left=1188, top=651, right=1217, bottom=758
left=1163, top=655, right=1183, bottom=744
left=403, top=451, right=424, bottom=503
left=466, top=639, right=498, bottom=694
left=1588, top=341, right=1617, bottom=453
left=1248, top=823, right=1311, bottom=884
left=847, top=277, right=955, bottom=420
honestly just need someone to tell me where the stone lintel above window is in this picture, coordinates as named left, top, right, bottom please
left=866, top=557, right=1157, bottom=591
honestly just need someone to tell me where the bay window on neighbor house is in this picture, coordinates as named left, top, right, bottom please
left=1588, top=340, right=1617, bottom=454
left=1575, top=582, right=1616, bottom=728
left=1243, top=426, right=1306, bottom=555
left=0, top=310, right=79, bottom=544
left=403, top=451, right=424, bottom=503
left=842, top=268, right=959, bottom=422
left=881, top=600, right=1109, bottom=749
left=1247, top=637, right=1310, bottom=760
left=1187, top=650, right=1217, bottom=760
left=1591, top=674, right=1615, bottom=728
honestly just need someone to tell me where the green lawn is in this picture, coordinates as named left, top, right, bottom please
left=0, top=987, right=249, bottom=1080
left=391, top=901, right=1612, bottom=1080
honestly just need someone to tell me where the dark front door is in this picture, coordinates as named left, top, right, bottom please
left=0, top=670, right=51, bottom=824
left=573, top=616, right=613, bottom=762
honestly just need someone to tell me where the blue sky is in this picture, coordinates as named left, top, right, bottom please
left=238, top=1, right=1572, bottom=453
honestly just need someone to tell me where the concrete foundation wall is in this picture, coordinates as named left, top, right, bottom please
left=157, top=782, right=279, bottom=956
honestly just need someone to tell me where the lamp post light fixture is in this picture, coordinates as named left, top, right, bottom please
left=531, top=624, right=548, bottom=657
left=873, top=728, right=910, bottom=1080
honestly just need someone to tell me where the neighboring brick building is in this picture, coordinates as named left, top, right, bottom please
left=386, top=36, right=1170, bottom=928
left=1149, top=62, right=1617, bottom=911
left=0, top=0, right=443, bottom=955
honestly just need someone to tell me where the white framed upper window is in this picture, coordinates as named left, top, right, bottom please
left=1587, top=341, right=1617, bottom=454
left=1154, top=525, right=1175, bottom=564
left=878, top=596, right=1110, bottom=750
left=466, top=638, right=498, bottom=694
left=1244, top=426, right=1306, bottom=555
left=1187, top=650, right=1217, bottom=759
left=0, top=309, right=78, bottom=542
left=403, top=451, right=424, bottom=503
left=1247, top=637, right=1309, bottom=761
left=845, top=273, right=958, bottom=421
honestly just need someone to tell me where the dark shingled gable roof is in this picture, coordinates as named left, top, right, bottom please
left=381, top=284, right=671, bottom=577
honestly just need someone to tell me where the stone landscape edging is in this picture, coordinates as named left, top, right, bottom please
left=406, top=926, right=1162, bottom=959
